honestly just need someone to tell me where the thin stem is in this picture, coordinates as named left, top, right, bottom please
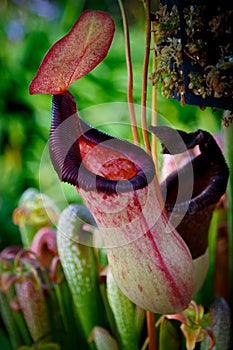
left=146, top=311, right=157, bottom=350
left=150, top=21, right=165, bottom=214
left=142, top=3, right=158, bottom=349
left=118, top=0, right=140, bottom=146
left=141, top=337, right=149, bottom=350
left=0, top=291, right=23, bottom=349
left=141, top=0, right=152, bottom=153
left=151, top=23, right=158, bottom=174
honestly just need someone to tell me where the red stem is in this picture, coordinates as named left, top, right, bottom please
left=141, top=0, right=152, bottom=153
left=118, top=0, right=140, bottom=146
left=146, top=310, right=157, bottom=350
left=119, top=3, right=159, bottom=349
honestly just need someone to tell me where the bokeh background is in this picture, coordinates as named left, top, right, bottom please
left=0, top=0, right=223, bottom=250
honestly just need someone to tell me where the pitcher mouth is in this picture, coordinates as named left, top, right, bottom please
left=150, top=125, right=229, bottom=215
left=151, top=125, right=229, bottom=259
left=49, top=91, right=155, bottom=194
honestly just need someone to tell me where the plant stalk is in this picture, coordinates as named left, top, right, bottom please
left=141, top=0, right=152, bottom=153
left=118, top=0, right=140, bottom=146
left=150, top=20, right=165, bottom=215
left=151, top=23, right=158, bottom=174
left=146, top=311, right=157, bottom=350
left=143, top=2, right=158, bottom=349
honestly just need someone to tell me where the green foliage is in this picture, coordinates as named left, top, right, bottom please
left=107, top=269, right=144, bottom=349
left=158, top=319, right=180, bottom=350
left=57, top=204, right=108, bottom=344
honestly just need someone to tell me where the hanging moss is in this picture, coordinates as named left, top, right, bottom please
left=151, top=0, right=233, bottom=110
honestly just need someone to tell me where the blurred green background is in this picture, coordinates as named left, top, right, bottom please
left=0, top=0, right=223, bottom=250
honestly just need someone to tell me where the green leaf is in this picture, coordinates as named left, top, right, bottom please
left=159, top=319, right=180, bottom=350
left=0, top=328, right=11, bottom=350
left=57, top=204, right=108, bottom=343
left=88, top=327, right=119, bottom=350
left=106, top=269, right=140, bottom=350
